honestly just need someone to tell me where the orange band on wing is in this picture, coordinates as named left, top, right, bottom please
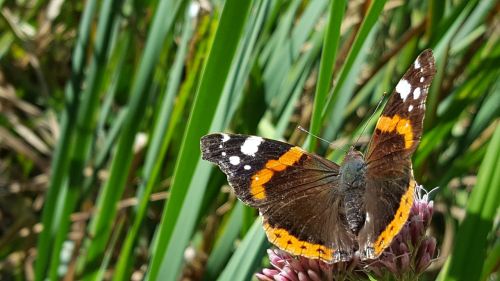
left=376, top=115, right=414, bottom=149
left=250, top=169, right=273, bottom=200
left=373, top=180, right=416, bottom=255
left=277, top=146, right=304, bottom=165
left=249, top=147, right=304, bottom=200
left=264, top=222, right=334, bottom=262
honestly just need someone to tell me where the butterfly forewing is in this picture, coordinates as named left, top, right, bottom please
left=366, top=49, right=436, bottom=163
left=202, top=133, right=298, bottom=205
left=358, top=50, right=436, bottom=259
left=201, top=133, right=356, bottom=262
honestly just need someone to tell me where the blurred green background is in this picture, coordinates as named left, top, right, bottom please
left=0, top=0, right=498, bottom=280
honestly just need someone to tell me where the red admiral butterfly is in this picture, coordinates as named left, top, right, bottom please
left=201, top=49, right=436, bottom=263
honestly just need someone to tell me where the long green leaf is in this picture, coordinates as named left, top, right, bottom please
left=321, top=0, right=387, bottom=139
left=47, top=0, right=124, bottom=278
left=217, top=219, right=268, bottom=281
left=34, top=0, right=97, bottom=278
left=145, top=1, right=252, bottom=280
left=203, top=203, right=244, bottom=280
left=307, top=0, right=345, bottom=151
left=439, top=124, right=500, bottom=281
left=80, top=0, right=185, bottom=277
left=112, top=6, right=194, bottom=280
left=481, top=241, right=500, bottom=281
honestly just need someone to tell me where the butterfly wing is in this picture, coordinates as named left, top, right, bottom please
left=358, top=50, right=436, bottom=259
left=201, top=133, right=355, bottom=262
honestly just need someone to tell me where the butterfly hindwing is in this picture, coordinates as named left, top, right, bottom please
left=358, top=49, right=436, bottom=259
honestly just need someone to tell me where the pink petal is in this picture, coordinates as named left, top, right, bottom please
left=400, top=253, right=410, bottom=271
left=282, top=267, right=300, bottom=281
left=426, top=237, right=437, bottom=258
left=306, top=269, right=322, bottom=281
left=262, top=268, right=280, bottom=276
left=288, top=258, right=305, bottom=273
left=296, top=271, right=310, bottom=281
left=256, top=273, right=275, bottom=281
left=416, top=252, right=431, bottom=273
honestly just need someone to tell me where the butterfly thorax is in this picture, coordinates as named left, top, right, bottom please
left=340, top=149, right=367, bottom=234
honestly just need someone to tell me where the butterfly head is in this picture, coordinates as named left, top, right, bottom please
left=344, top=147, right=364, bottom=162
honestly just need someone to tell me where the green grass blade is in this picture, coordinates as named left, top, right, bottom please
left=203, top=203, right=244, bottom=280
left=145, top=2, right=252, bottom=280
left=428, top=0, right=445, bottom=42
left=275, top=66, right=309, bottom=136
left=439, top=124, right=500, bottom=281
left=307, top=0, right=345, bottom=151
left=80, top=0, right=185, bottom=277
left=112, top=8, right=195, bottom=280
left=275, top=29, right=324, bottom=135
left=219, top=0, right=270, bottom=128
left=323, top=24, right=377, bottom=142
left=203, top=202, right=244, bottom=281
left=461, top=79, right=500, bottom=149
left=426, top=1, right=478, bottom=129
left=321, top=0, right=387, bottom=138
left=217, top=219, right=268, bottom=281
left=259, top=0, right=300, bottom=68
left=47, top=0, right=124, bottom=278
left=451, top=1, right=495, bottom=48
left=93, top=216, right=125, bottom=281
left=263, top=0, right=327, bottom=106
left=34, top=0, right=97, bottom=279
left=481, top=241, right=500, bottom=281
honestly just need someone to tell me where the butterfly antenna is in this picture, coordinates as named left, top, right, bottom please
left=297, top=126, right=334, bottom=147
left=353, top=92, right=388, bottom=148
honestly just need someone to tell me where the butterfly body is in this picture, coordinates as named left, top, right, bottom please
left=339, top=150, right=366, bottom=234
left=201, top=50, right=436, bottom=263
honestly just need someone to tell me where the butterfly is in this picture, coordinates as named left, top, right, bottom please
left=200, top=49, right=436, bottom=263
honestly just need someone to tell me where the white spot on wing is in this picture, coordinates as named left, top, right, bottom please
left=229, top=156, right=240, bottom=165
left=188, top=2, right=200, bottom=18
left=240, top=136, right=263, bottom=156
left=244, top=165, right=251, bottom=170
left=396, top=79, right=412, bottom=101
left=408, top=105, right=414, bottom=112
left=413, top=87, right=421, bottom=99
left=420, top=77, right=424, bottom=82
left=221, top=152, right=226, bottom=156
left=414, top=59, right=421, bottom=69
